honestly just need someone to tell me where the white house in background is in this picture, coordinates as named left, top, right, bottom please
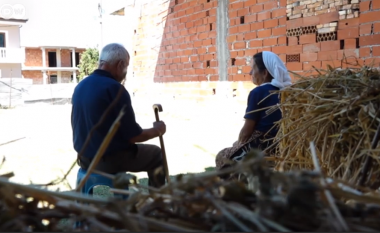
left=0, top=17, right=28, bottom=78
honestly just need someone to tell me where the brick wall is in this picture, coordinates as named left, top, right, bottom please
left=285, top=0, right=380, bottom=77
left=23, top=48, right=83, bottom=84
left=24, top=49, right=43, bottom=67
left=130, top=0, right=380, bottom=101
left=153, top=0, right=218, bottom=83
left=359, top=0, right=380, bottom=66
left=22, top=71, right=43, bottom=84
left=228, top=0, right=287, bottom=81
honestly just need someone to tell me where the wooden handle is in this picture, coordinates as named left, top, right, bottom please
left=153, top=107, right=170, bottom=183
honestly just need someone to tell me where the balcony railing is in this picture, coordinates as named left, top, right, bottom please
left=0, top=47, right=25, bottom=63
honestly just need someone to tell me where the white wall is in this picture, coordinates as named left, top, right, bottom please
left=0, top=26, right=20, bottom=48
left=0, top=63, right=22, bottom=78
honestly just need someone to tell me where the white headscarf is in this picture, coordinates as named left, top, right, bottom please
left=262, top=51, right=292, bottom=90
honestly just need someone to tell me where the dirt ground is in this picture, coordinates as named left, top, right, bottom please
left=0, top=94, right=246, bottom=191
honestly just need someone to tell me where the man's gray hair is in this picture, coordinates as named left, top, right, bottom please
left=99, top=43, right=130, bottom=65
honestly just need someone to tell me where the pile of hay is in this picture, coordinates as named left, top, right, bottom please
left=272, top=66, right=380, bottom=188
left=2, top=150, right=380, bottom=232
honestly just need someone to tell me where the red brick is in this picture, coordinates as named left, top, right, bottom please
left=237, top=34, right=245, bottom=41
left=278, top=36, right=287, bottom=45
left=319, top=12, right=339, bottom=24
left=286, top=45, right=303, bottom=54
left=205, top=68, right=216, bottom=74
left=264, top=1, right=277, bottom=11
left=299, top=34, right=316, bottom=44
left=251, top=22, right=264, bottom=30
left=286, top=62, right=303, bottom=71
left=318, top=51, right=338, bottom=61
left=257, top=0, right=272, bottom=2
left=235, top=59, right=246, bottom=66
left=279, top=16, right=286, bottom=26
left=257, top=29, right=271, bottom=38
left=360, top=47, right=371, bottom=57
left=229, top=26, right=239, bottom=34
left=279, top=54, right=286, bottom=63
left=321, top=60, right=342, bottom=70
left=360, top=1, right=370, bottom=12
left=337, top=49, right=359, bottom=60
left=234, top=42, right=246, bottom=49
left=365, top=58, right=380, bottom=67
left=338, top=18, right=359, bottom=29
left=229, top=10, right=238, bottom=18
left=272, top=8, right=286, bottom=18
left=245, top=14, right=257, bottom=23
left=250, top=4, right=263, bottom=13
left=197, top=48, right=207, bottom=54
left=244, top=0, right=257, bottom=7
left=375, top=23, right=380, bottom=33
left=320, top=41, right=341, bottom=51
left=264, top=19, right=278, bottom=28
left=338, top=28, right=359, bottom=40
left=374, top=0, right=380, bottom=10
left=238, top=24, right=251, bottom=32
left=242, top=65, right=251, bottom=73
left=360, top=24, right=372, bottom=36
left=199, top=32, right=209, bottom=40
left=249, top=40, right=263, bottom=48
left=245, top=49, right=258, bottom=56
left=195, top=69, right=205, bottom=75
left=258, top=11, right=271, bottom=21
left=372, top=46, right=380, bottom=57
left=342, top=58, right=364, bottom=68
left=280, top=0, right=286, bottom=7
left=303, top=61, right=321, bottom=71
left=203, top=39, right=212, bottom=46
left=263, top=38, right=277, bottom=46
left=288, top=36, right=298, bottom=46
left=272, top=27, right=286, bottom=36
left=300, top=53, right=318, bottom=62
left=303, top=16, right=320, bottom=26
left=231, top=2, right=244, bottom=9
left=238, top=8, right=249, bottom=16
left=360, top=11, right=380, bottom=24
left=227, top=35, right=236, bottom=43
left=245, top=32, right=257, bottom=40
left=360, top=34, right=380, bottom=46
left=344, top=38, right=358, bottom=49
left=272, top=45, right=286, bottom=54
left=287, top=18, right=303, bottom=29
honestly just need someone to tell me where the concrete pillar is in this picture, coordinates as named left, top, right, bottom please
left=41, top=47, right=47, bottom=85
left=71, top=48, right=77, bottom=83
left=56, top=49, right=61, bottom=83
left=42, top=71, right=47, bottom=85
left=216, top=0, right=230, bottom=82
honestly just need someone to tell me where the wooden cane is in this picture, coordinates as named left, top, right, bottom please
left=153, top=104, right=171, bottom=183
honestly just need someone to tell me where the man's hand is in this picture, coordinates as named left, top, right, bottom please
left=153, top=121, right=166, bottom=136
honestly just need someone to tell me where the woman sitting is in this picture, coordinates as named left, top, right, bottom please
left=215, top=51, right=292, bottom=171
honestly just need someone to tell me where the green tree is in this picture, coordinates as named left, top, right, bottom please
left=77, top=48, right=99, bottom=81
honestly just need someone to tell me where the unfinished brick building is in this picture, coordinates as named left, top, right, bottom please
left=22, top=47, right=85, bottom=84
left=126, top=0, right=380, bottom=102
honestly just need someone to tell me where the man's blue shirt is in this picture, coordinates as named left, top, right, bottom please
left=71, top=69, right=142, bottom=159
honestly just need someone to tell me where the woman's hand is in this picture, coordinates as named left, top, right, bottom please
left=238, top=119, right=256, bottom=144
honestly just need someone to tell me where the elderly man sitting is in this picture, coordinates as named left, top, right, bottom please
left=71, top=43, right=167, bottom=188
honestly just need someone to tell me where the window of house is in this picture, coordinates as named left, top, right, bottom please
left=0, top=33, right=6, bottom=47
left=48, top=52, right=57, bottom=67
left=70, top=52, right=80, bottom=67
